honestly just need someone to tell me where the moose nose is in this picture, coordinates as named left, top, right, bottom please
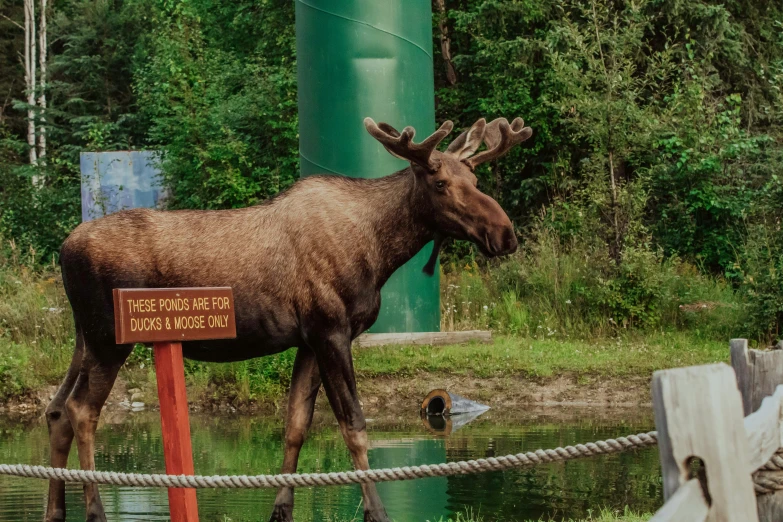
left=502, top=226, right=518, bottom=254
left=486, top=225, right=517, bottom=256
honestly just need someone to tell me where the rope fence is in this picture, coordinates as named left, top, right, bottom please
left=1, top=431, right=780, bottom=495
left=1, top=431, right=659, bottom=489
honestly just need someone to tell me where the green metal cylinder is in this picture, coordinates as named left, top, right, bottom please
left=295, top=0, right=440, bottom=333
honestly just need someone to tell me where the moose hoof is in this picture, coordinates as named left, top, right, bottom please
left=364, top=509, right=391, bottom=522
left=44, top=509, right=66, bottom=522
left=269, top=503, right=294, bottom=522
left=85, top=506, right=108, bottom=522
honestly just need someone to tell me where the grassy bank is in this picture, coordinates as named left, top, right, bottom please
left=355, top=332, right=726, bottom=379
left=179, top=330, right=727, bottom=408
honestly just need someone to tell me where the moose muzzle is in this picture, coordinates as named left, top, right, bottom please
left=492, top=224, right=518, bottom=256
left=483, top=221, right=517, bottom=257
left=474, top=196, right=518, bottom=257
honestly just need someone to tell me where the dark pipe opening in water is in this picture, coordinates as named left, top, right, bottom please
left=420, top=389, right=491, bottom=435
left=426, top=397, right=446, bottom=415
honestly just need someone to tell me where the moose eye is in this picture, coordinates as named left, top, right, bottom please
left=435, top=180, right=447, bottom=191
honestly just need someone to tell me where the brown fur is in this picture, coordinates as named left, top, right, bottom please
left=45, top=117, right=530, bottom=522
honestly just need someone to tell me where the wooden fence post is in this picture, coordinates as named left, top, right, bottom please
left=154, top=341, right=199, bottom=522
left=731, top=338, right=783, bottom=521
left=652, top=363, right=758, bottom=522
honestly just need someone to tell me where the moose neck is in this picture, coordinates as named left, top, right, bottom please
left=361, top=169, right=433, bottom=286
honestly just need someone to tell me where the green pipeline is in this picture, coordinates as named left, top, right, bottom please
left=295, top=0, right=440, bottom=333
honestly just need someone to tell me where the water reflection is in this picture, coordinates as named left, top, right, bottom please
left=422, top=410, right=490, bottom=436
left=0, top=410, right=662, bottom=521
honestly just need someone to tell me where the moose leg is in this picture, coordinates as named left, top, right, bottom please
left=313, top=332, right=390, bottom=522
left=269, top=347, right=322, bottom=522
left=44, top=330, right=85, bottom=522
left=65, top=349, right=128, bottom=522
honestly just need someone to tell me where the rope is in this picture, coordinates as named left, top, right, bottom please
left=758, top=449, right=783, bottom=472
left=754, top=450, right=783, bottom=495
left=0, top=431, right=658, bottom=489
left=754, top=472, right=783, bottom=495
left=2, top=430, right=781, bottom=495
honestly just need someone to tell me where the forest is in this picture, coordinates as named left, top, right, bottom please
left=1, top=0, right=782, bottom=341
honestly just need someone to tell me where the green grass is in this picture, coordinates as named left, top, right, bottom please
left=0, top=252, right=73, bottom=400
left=354, top=331, right=728, bottom=379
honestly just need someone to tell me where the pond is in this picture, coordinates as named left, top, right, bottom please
left=0, top=408, right=661, bottom=521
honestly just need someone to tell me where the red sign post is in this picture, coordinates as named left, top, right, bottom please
left=113, top=287, right=237, bottom=522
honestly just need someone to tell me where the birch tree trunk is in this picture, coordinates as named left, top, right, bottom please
left=37, top=0, right=47, bottom=166
left=24, top=0, right=37, bottom=167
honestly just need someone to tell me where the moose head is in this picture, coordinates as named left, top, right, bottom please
left=364, top=116, right=532, bottom=274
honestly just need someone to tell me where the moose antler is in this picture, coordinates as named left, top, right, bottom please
left=464, top=117, right=532, bottom=169
left=364, top=117, right=454, bottom=171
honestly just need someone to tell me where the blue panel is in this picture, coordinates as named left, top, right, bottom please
left=80, top=151, right=165, bottom=222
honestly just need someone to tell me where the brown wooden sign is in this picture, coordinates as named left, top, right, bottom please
left=113, top=287, right=237, bottom=344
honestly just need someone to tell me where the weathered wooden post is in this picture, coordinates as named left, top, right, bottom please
left=652, top=363, right=759, bottom=522
left=113, top=287, right=237, bottom=522
left=731, top=338, right=783, bottom=521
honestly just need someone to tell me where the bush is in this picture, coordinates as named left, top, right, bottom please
left=441, top=223, right=743, bottom=339
left=740, top=173, right=783, bottom=342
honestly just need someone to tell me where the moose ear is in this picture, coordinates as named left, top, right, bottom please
left=446, top=119, right=487, bottom=161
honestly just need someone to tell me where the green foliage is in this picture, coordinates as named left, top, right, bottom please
left=435, top=0, right=781, bottom=339
left=740, top=173, right=783, bottom=341
left=0, top=0, right=139, bottom=261
left=0, top=0, right=782, bottom=341
left=647, top=91, right=776, bottom=273
left=132, top=0, right=299, bottom=209
left=0, top=161, right=81, bottom=261
left=49, top=0, right=144, bottom=153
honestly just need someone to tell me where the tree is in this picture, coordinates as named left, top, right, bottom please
left=23, top=0, right=36, bottom=166
left=37, top=0, right=46, bottom=165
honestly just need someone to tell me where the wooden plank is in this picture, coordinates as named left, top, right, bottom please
left=744, top=387, right=783, bottom=472
left=732, top=338, right=783, bottom=415
left=757, top=477, right=783, bottom=521
left=731, top=339, right=754, bottom=416
left=154, top=341, right=199, bottom=522
left=649, top=479, right=709, bottom=522
left=354, top=330, right=491, bottom=348
left=731, top=339, right=783, bottom=522
left=653, top=363, right=758, bottom=522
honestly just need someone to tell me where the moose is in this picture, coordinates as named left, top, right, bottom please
left=45, top=116, right=531, bottom=522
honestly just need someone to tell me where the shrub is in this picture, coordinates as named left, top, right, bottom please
left=441, top=223, right=743, bottom=339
